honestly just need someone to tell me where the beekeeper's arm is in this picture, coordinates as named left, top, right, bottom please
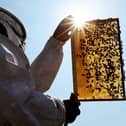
left=31, top=16, right=74, bottom=92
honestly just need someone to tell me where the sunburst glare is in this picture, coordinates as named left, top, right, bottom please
left=72, top=9, right=87, bottom=29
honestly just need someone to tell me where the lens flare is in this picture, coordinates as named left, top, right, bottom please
left=73, top=15, right=85, bottom=28
left=72, top=10, right=87, bottom=29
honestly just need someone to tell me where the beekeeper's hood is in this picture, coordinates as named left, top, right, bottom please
left=0, top=7, right=26, bottom=49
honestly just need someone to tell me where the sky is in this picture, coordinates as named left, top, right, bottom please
left=0, top=0, right=126, bottom=126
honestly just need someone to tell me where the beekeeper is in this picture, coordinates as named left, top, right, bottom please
left=0, top=7, right=80, bottom=126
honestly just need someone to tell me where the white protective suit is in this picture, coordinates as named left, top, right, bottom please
left=0, top=7, right=66, bottom=126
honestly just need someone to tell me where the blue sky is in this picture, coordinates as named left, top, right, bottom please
left=0, top=0, right=126, bottom=126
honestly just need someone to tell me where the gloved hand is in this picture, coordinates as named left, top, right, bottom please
left=63, top=93, right=80, bottom=125
left=53, top=15, right=74, bottom=42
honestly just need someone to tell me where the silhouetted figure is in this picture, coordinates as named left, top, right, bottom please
left=0, top=7, right=80, bottom=126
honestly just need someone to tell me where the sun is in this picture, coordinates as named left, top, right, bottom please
left=73, top=14, right=85, bottom=28
left=71, top=9, right=87, bottom=29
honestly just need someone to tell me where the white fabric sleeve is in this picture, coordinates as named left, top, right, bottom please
left=31, top=37, right=64, bottom=92
left=26, top=92, right=66, bottom=126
